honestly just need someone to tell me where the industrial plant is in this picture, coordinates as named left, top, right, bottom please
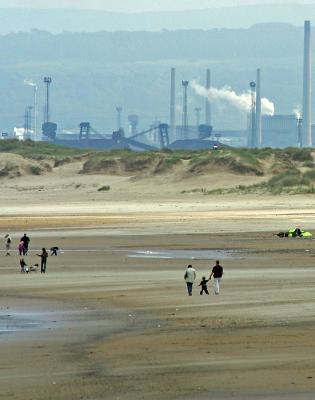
left=2, top=20, right=314, bottom=151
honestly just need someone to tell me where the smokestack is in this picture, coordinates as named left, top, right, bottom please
left=248, top=81, right=256, bottom=148
left=205, top=69, right=211, bottom=126
left=170, top=68, right=176, bottom=141
left=255, top=68, right=262, bottom=147
left=182, top=81, right=189, bottom=140
left=297, top=118, right=303, bottom=148
left=303, top=20, right=312, bottom=147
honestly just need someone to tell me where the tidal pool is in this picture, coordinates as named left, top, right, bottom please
left=0, top=312, right=46, bottom=334
left=127, top=249, right=245, bottom=260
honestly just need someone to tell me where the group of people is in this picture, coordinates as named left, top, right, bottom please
left=4, top=233, right=51, bottom=274
left=184, top=260, right=224, bottom=296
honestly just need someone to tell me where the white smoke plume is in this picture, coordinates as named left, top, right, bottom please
left=292, top=106, right=302, bottom=119
left=24, top=79, right=37, bottom=87
left=191, top=81, right=275, bottom=116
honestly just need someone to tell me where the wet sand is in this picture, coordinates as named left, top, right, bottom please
left=1, top=223, right=315, bottom=399
left=1, top=161, right=315, bottom=399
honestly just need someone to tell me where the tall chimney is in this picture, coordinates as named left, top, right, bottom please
left=182, top=81, right=189, bottom=140
left=255, top=68, right=262, bottom=147
left=170, top=68, right=176, bottom=141
left=303, top=20, right=312, bottom=147
left=205, top=69, right=211, bottom=126
left=248, top=81, right=256, bottom=148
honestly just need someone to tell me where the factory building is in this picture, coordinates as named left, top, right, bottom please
left=262, top=115, right=299, bottom=148
left=175, top=126, right=199, bottom=141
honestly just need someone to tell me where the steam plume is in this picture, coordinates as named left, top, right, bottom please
left=24, top=79, right=37, bottom=87
left=293, top=106, right=302, bottom=119
left=192, top=81, right=275, bottom=116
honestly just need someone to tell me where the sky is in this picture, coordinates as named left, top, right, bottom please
left=1, top=0, right=315, bottom=12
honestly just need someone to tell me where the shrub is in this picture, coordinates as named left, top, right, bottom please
left=303, top=161, right=315, bottom=168
left=303, top=169, right=315, bottom=181
left=98, top=185, right=111, bottom=192
left=285, top=148, right=313, bottom=162
left=268, top=171, right=301, bottom=188
left=29, top=165, right=42, bottom=175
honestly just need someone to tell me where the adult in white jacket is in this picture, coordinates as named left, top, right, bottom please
left=184, top=264, right=196, bottom=296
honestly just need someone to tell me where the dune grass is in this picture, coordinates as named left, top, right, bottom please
left=0, top=139, right=87, bottom=159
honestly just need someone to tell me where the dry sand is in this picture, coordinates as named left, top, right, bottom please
left=1, top=162, right=315, bottom=399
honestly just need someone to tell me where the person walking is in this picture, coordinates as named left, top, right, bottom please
left=198, top=276, right=209, bottom=295
left=18, top=241, right=25, bottom=256
left=37, top=248, right=48, bottom=274
left=209, top=260, right=224, bottom=295
left=5, top=234, right=11, bottom=256
left=184, top=264, right=196, bottom=296
left=20, top=233, right=30, bottom=256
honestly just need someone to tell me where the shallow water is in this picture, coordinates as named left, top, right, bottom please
left=127, top=249, right=245, bottom=260
left=0, top=312, right=45, bottom=333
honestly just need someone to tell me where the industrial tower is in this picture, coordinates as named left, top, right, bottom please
left=205, top=69, right=211, bottom=126
left=44, top=77, right=52, bottom=123
left=170, top=68, right=176, bottom=141
left=248, top=81, right=256, bottom=148
left=255, top=69, right=262, bottom=148
left=116, top=107, right=123, bottom=131
left=195, top=107, right=201, bottom=127
left=182, top=80, right=189, bottom=140
left=303, top=20, right=312, bottom=147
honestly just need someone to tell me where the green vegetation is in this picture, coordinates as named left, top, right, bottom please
left=28, top=165, right=43, bottom=175
left=1, top=142, right=315, bottom=195
left=0, top=140, right=87, bottom=160
left=98, top=185, right=111, bottom=192
left=303, top=169, right=315, bottom=181
left=179, top=147, right=315, bottom=195
left=183, top=169, right=315, bottom=196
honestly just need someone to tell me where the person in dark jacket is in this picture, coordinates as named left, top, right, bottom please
left=198, top=276, right=209, bottom=295
left=209, top=260, right=224, bottom=295
left=20, top=233, right=30, bottom=255
left=50, top=246, right=59, bottom=256
left=37, top=248, right=48, bottom=273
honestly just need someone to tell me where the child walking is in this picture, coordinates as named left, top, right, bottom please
left=199, top=276, right=209, bottom=295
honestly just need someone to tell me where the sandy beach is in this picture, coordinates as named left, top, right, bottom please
left=1, top=163, right=315, bottom=399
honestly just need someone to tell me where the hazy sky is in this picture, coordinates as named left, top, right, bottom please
left=1, top=0, right=315, bottom=12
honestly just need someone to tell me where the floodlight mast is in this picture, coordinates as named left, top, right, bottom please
left=44, top=77, right=52, bottom=124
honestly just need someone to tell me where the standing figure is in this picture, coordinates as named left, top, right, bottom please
left=20, top=233, right=30, bottom=255
left=198, top=276, right=209, bottom=295
left=209, top=260, right=224, bottom=295
left=184, top=264, right=196, bottom=296
left=5, top=234, right=11, bottom=256
left=37, top=248, right=48, bottom=274
left=18, top=241, right=25, bottom=256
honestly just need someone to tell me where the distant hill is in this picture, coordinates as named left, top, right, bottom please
left=0, top=23, right=310, bottom=135
left=0, top=4, right=315, bottom=34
